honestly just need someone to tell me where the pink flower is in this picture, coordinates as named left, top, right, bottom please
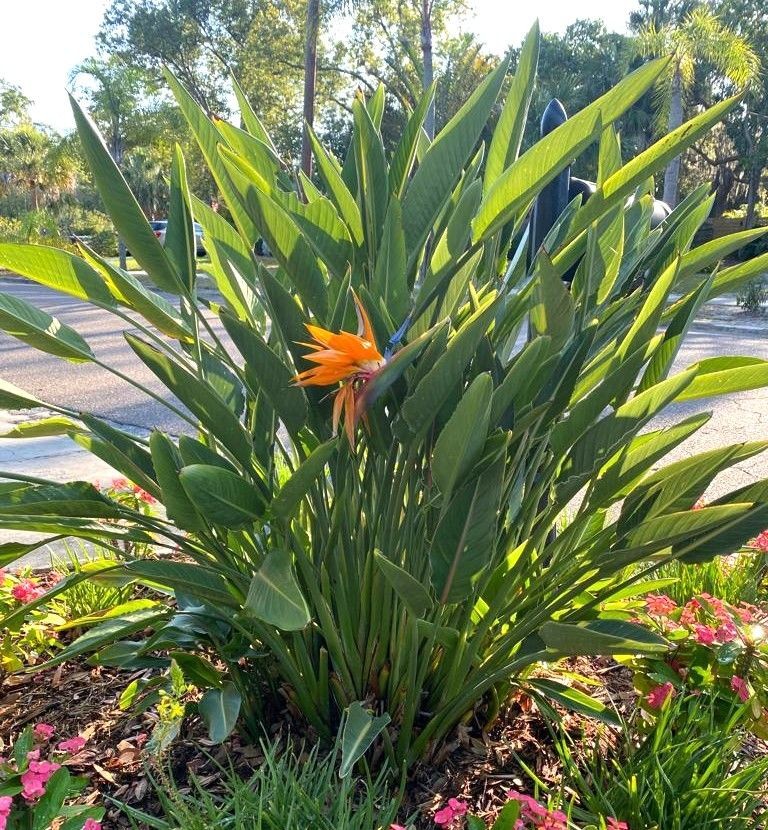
left=390, top=826, right=407, bottom=830
left=434, top=806, right=455, bottom=826
left=20, top=760, right=60, bottom=801
left=680, top=599, right=701, bottom=626
left=447, top=799, right=467, bottom=816
left=0, top=569, right=6, bottom=584
left=647, top=682, right=675, bottom=710
left=737, top=603, right=756, bottom=624
left=716, top=622, right=738, bottom=642
left=33, top=723, right=55, bottom=740
left=606, top=819, right=629, bottom=830
left=751, top=530, right=768, bottom=552
left=731, top=675, right=750, bottom=703
left=693, top=624, right=717, bottom=645
left=57, top=736, right=86, bottom=754
left=11, top=579, right=44, bottom=604
left=0, top=796, right=11, bottom=830
left=83, top=820, right=102, bottom=830
left=111, top=477, right=129, bottom=489
left=645, top=594, right=677, bottom=616
left=433, top=799, right=468, bottom=826
left=26, top=749, right=40, bottom=761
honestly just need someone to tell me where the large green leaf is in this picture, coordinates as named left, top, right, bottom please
left=191, top=195, right=260, bottom=322
left=403, top=55, right=510, bottom=261
left=400, top=294, right=497, bottom=437
left=0, top=481, right=119, bottom=518
left=220, top=311, right=308, bottom=436
left=483, top=22, right=539, bottom=193
left=0, top=291, right=93, bottom=361
left=675, top=356, right=768, bottom=401
left=430, top=451, right=506, bottom=603
left=70, top=94, right=181, bottom=293
left=199, top=683, right=242, bottom=743
left=540, top=619, right=669, bottom=656
left=374, top=551, right=433, bottom=617
left=353, top=94, right=388, bottom=263
left=339, top=702, right=391, bottom=778
left=388, top=83, right=435, bottom=199
left=124, top=332, right=253, bottom=465
left=271, top=440, right=337, bottom=522
left=164, top=145, right=197, bottom=290
left=432, top=373, right=492, bottom=500
left=78, top=244, right=192, bottom=340
left=179, top=464, right=264, bottom=527
left=0, top=243, right=114, bottom=305
left=245, top=548, right=310, bottom=630
left=528, top=678, right=620, bottom=726
left=149, top=432, right=204, bottom=532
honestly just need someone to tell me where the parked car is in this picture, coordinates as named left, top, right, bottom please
left=150, top=220, right=206, bottom=256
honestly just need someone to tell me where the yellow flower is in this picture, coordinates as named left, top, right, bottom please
left=294, top=292, right=384, bottom=446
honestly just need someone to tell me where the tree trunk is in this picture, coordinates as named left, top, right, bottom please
left=662, top=68, right=684, bottom=207
left=421, top=0, right=435, bottom=140
left=301, top=0, right=321, bottom=179
left=745, top=165, right=762, bottom=229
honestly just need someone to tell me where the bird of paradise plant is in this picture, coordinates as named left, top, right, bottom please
left=1, top=24, right=768, bottom=772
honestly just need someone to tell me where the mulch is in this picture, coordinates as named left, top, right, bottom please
left=0, top=654, right=638, bottom=829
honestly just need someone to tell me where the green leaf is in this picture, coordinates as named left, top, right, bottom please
left=353, top=94, right=389, bottom=263
left=0, top=416, right=80, bottom=438
left=432, top=373, right=492, bottom=499
left=31, top=767, right=71, bottom=830
left=78, top=243, right=192, bottom=340
left=308, top=125, right=364, bottom=246
left=484, top=21, right=539, bottom=192
left=271, top=440, right=336, bottom=522
left=400, top=294, right=497, bottom=437
left=245, top=548, right=310, bottom=630
left=675, top=356, right=768, bottom=401
left=165, top=145, right=197, bottom=290
left=475, top=59, right=670, bottom=242
left=528, top=678, right=620, bottom=726
left=679, top=226, right=768, bottom=282
left=403, top=55, right=510, bottom=261
left=431, top=451, right=506, bottom=603
left=199, top=683, right=241, bottom=742
left=0, top=536, right=65, bottom=567
left=374, top=551, right=433, bottom=618
left=70, top=94, right=181, bottom=293
left=372, top=197, right=408, bottom=323
left=124, top=332, right=253, bottom=465
left=339, top=701, right=391, bottom=778
left=708, top=249, right=768, bottom=298
left=490, top=802, right=522, bottom=830
left=179, top=464, right=264, bottom=527
left=0, top=243, right=115, bottom=305
left=0, top=290, right=93, bottom=361
left=0, top=379, right=44, bottom=409
left=0, top=481, right=119, bottom=518
left=169, top=652, right=223, bottom=688
left=191, top=195, right=260, bottom=322
left=164, top=68, right=258, bottom=244
left=530, top=255, right=575, bottom=353
left=149, top=432, right=205, bottom=532
left=220, top=311, right=308, bottom=436
left=121, top=559, right=238, bottom=606
left=540, top=619, right=669, bottom=656
left=388, top=83, right=435, bottom=199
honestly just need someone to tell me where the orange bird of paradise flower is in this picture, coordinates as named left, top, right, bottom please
left=294, top=292, right=385, bottom=446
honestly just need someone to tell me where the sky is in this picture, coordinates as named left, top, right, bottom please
left=0, top=0, right=635, bottom=132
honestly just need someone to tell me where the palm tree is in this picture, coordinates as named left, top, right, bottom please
left=638, top=7, right=759, bottom=207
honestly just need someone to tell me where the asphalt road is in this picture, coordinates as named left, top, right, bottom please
left=0, top=278, right=201, bottom=434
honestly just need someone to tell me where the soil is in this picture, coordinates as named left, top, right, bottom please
left=0, top=655, right=638, bottom=829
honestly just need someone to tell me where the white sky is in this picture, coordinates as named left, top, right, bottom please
left=0, top=0, right=635, bottom=132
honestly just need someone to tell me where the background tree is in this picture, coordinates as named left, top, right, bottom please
left=638, top=7, right=759, bottom=206
left=0, top=80, right=32, bottom=128
left=716, top=0, right=768, bottom=227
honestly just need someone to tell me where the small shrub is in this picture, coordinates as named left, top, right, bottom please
left=0, top=570, right=63, bottom=674
left=88, top=229, right=118, bottom=257
left=0, top=725, right=103, bottom=830
left=553, top=696, right=768, bottom=829
left=736, top=277, right=768, bottom=312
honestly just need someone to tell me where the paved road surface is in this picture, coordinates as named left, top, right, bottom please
left=0, top=278, right=766, bottom=566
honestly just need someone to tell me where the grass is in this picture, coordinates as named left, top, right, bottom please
left=550, top=695, right=768, bottom=830
left=118, top=737, right=404, bottom=830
